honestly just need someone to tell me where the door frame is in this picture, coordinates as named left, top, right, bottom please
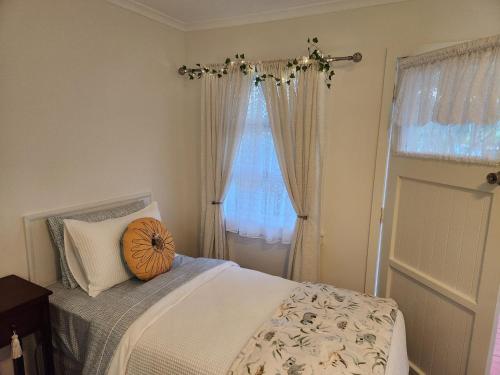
left=364, top=45, right=410, bottom=296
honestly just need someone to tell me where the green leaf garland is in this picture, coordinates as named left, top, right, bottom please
left=180, top=37, right=336, bottom=89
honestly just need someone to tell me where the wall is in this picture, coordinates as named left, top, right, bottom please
left=0, top=0, right=198, bottom=372
left=228, top=233, right=290, bottom=277
left=186, top=0, right=500, bottom=292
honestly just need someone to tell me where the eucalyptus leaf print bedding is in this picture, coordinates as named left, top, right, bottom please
left=228, top=283, right=398, bottom=375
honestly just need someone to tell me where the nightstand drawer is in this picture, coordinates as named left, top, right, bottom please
left=0, top=300, right=45, bottom=346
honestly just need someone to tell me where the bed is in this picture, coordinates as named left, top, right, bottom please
left=23, top=193, right=408, bottom=375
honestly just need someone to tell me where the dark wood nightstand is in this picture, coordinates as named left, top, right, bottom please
left=0, top=275, right=54, bottom=375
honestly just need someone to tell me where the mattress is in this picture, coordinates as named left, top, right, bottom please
left=50, top=258, right=408, bottom=375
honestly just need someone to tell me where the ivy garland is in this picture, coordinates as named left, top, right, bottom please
left=180, top=37, right=336, bottom=89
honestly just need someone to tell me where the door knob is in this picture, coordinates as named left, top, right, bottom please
left=486, top=171, right=500, bottom=185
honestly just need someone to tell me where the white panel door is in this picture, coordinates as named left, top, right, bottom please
left=380, top=49, right=500, bottom=374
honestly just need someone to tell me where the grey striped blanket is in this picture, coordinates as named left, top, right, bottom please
left=49, top=255, right=225, bottom=375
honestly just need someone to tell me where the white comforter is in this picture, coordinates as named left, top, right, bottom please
left=108, top=263, right=408, bottom=375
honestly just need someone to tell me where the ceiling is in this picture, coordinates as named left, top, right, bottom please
left=107, top=0, right=406, bottom=31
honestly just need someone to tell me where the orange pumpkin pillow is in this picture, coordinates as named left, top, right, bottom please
left=121, top=217, right=175, bottom=281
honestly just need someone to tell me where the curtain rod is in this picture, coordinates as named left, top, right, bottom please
left=178, top=52, right=362, bottom=76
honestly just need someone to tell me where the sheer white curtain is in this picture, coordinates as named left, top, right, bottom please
left=259, top=61, right=324, bottom=282
left=201, top=66, right=252, bottom=259
left=224, top=84, right=296, bottom=244
left=393, top=35, right=500, bottom=164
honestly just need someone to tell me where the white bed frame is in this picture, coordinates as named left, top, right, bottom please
left=22, top=192, right=152, bottom=286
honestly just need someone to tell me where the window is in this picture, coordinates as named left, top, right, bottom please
left=395, top=121, right=500, bottom=163
left=224, top=84, right=296, bottom=244
left=392, top=38, right=500, bottom=164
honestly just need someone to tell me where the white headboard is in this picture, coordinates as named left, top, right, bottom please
left=23, top=192, right=152, bottom=286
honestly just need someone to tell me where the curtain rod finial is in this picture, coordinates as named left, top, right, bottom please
left=352, top=52, right=362, bottom=62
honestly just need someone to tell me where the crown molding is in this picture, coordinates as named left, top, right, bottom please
left=106, top=0, right=188, bottom=31
left=107, top=0, right=408, bottom=32
left=185, top=0, right=408, bottom=31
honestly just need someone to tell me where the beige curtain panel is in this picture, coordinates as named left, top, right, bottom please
left=259, top=61, right=325, bottom=282
left=200, top=66, right=252, bottom=259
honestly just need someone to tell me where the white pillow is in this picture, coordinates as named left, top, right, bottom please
left=64, top=201, right=162, bottom=297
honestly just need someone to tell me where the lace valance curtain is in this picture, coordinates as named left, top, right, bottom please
left=393, top=35, right=500, bottom=164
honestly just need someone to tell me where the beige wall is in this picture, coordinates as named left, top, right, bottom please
left=0, top=0, right=201, bottom=276
left=186, top=0, right=500, bottom=292
left=0, top=1, right=197, bottom=371
left=227, top=233, right=290, bottom=277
